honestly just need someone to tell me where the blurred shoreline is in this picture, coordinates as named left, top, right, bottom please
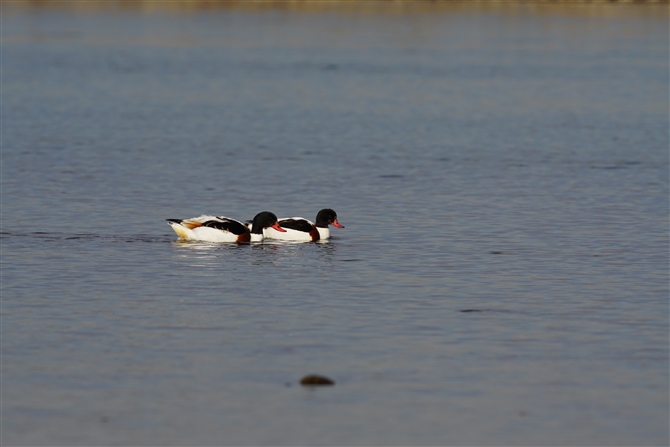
left=4, top=0, right=668, bottom=15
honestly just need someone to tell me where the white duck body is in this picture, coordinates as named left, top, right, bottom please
left=316, top=226, right=331, bottom=240
left=167, top=212, right=284, bottom=243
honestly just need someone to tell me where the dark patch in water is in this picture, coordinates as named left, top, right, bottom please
left=591, top=161, right=642, bottom=170
left=4, top=231, right=171, bottom=244
left=490, top=251, right=503, bottom=254
left=340, top=259, right=362, bottom=262
left=592, top=165, right=624, bottom=170
left=300, top=374, right=334, bottom=386
left=460, top=309, right=512, bottom=314
left=379, top=174, right=405, bottom=178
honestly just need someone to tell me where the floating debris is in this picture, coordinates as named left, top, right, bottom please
left=300, top=374, right=335, bottom=386
left=460, top=308, right=513, bottom=314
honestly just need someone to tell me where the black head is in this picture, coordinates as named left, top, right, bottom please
left=250, top=211, right=283, bottom=234
left=315, top=209, right=344, bottom=228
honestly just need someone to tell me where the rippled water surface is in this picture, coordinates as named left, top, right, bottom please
left=3, top=4, right=668, bottom=445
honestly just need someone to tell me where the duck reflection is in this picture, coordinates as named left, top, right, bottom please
left=170, top=238, right=339, bottom=270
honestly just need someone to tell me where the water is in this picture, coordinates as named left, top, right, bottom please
left=3, top=4, right=668, bottom=445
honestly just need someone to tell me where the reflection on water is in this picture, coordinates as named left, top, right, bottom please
left=170, top=238, right=340, bottom=270
left=171, top=239, right=248, bottom=251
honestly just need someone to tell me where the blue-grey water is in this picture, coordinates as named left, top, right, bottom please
left=2, top=4, right=668, bottom=445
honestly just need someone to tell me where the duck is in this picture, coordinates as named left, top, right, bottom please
left=167, top=211, right=285, bottom=243
left=263, top=208, right=344, bottom=242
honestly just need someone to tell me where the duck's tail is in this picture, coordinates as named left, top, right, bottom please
left=166, top=219, right=190, bottom=239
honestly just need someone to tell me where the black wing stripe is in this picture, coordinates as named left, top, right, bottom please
left=278, top=219, right=314, bottom=233
left=202, top=219, right=248, bottom=235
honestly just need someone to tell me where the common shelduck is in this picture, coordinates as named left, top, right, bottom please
left=264, top=208, right=344, bottom=242
left=167, top=211, right=285, bottom=243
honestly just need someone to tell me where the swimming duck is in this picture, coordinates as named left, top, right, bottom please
left=264, top=208, right=344, bottom=242
left=167, top=211, right=285, bottom=243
